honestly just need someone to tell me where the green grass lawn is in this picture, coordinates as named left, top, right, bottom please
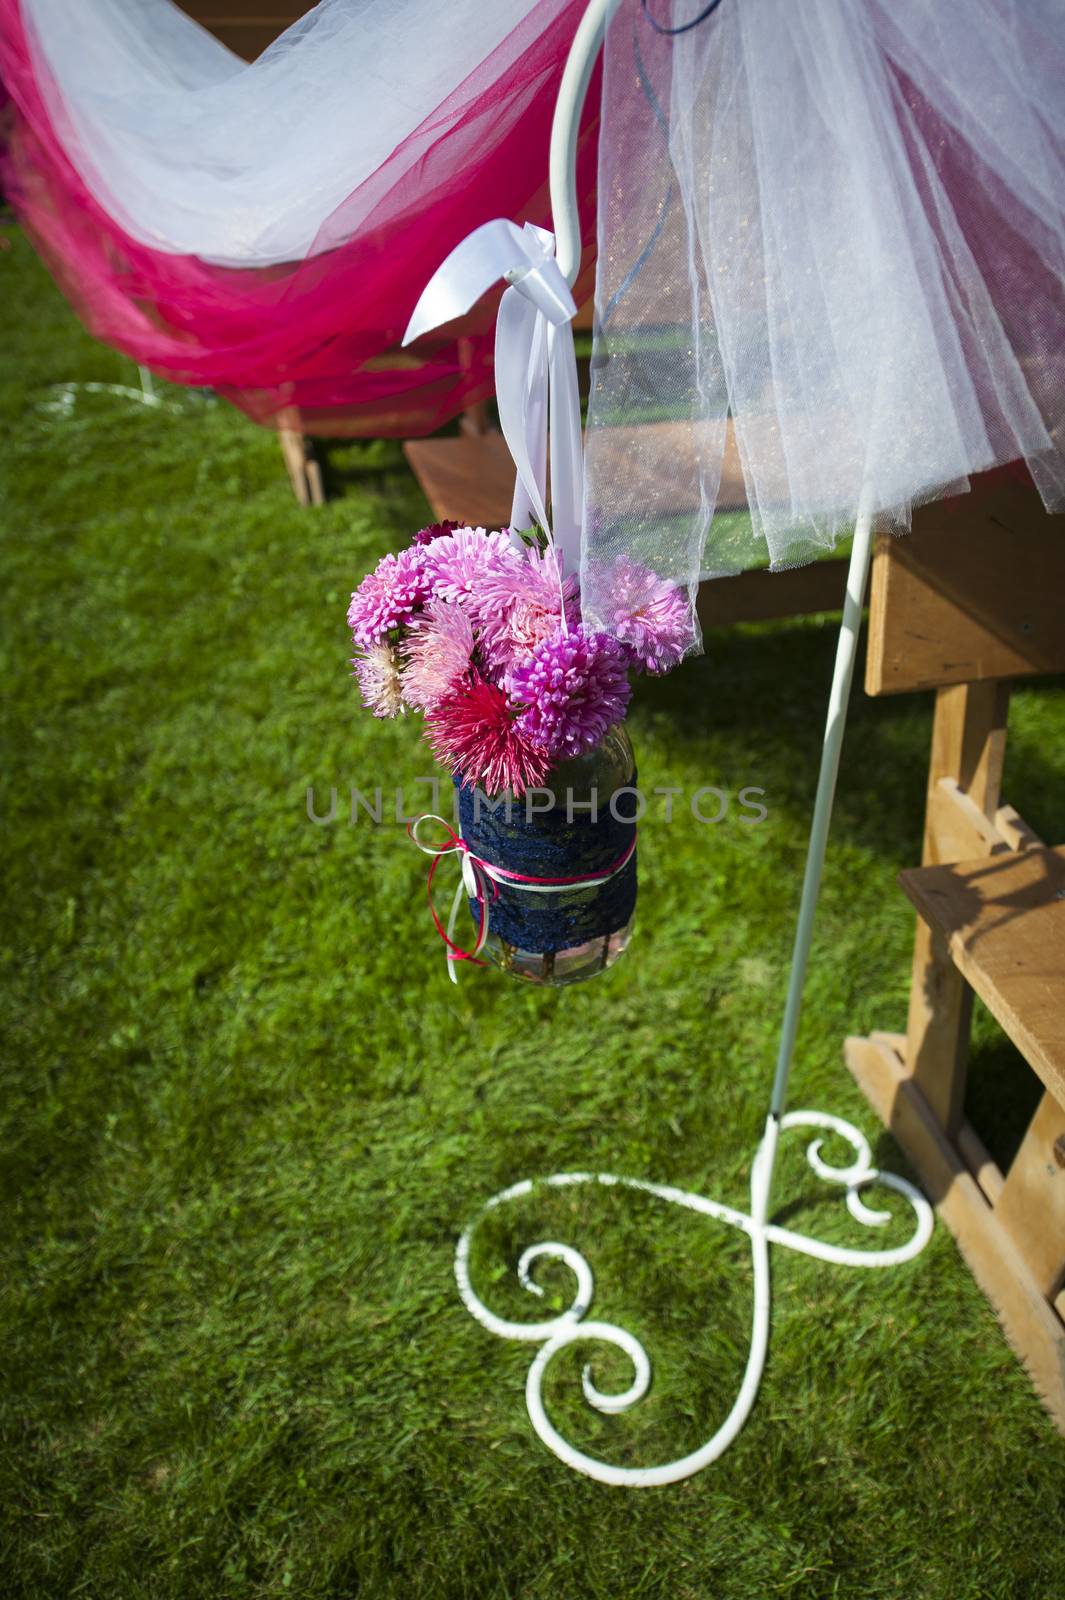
left=2, top=223, right=1064, bottom=1600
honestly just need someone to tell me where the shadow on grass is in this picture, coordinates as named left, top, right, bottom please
left=964, top=1021, right=1045, bottom=1174
left=862, top=1029, right=1044, bottom=1193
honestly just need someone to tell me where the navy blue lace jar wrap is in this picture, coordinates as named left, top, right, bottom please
left=455, top=766, right=639, bottom=956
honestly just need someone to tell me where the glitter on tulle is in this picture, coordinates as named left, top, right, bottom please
left=425, top=673, right=551, bottom=796
left=509, top=627, right=631, bottom=761
left=600, top=556, right=692, bottom=674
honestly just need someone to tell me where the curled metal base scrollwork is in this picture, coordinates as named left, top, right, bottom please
left=455, top=1110, right=933, bottom=1487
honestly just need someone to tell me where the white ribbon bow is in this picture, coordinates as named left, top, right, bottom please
left=402, top=219, right=583, bottom=577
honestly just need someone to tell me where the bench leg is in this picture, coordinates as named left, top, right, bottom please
left=905, top=681, right=1010, bottom=1133
left=996, top=1090, right=1065, bottom=1300
left=278, top=407, right=325, bottom=507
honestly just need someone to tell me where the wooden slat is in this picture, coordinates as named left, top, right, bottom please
left=277, top=408, right=324, bottom=508
left=865, top=475, right=1065, bottom=696
left=996, top=1091, right=1065, bottom=1299
left=845, top=1032, right=1065, bottom=1432
left=403, top=434, right=516, bottom=529
left=406, top=418, right=751, bottom=532
left=586, top=418, right=750, bottom=512
left=695, top=560, right=849, bottom=628
left=995, top=804, right=1046, bottom=853
left=938, top=684, right=1009, bottom=834
left=957, top=1119, right=1005, bottom=1204
left=919, top=685, right=1011, bottom=870
left=929, top=779, right=1014, bottom=864
left=927, top=782, right=1043, bottom=865
left=899, top=846, right=1065, bottom=1105
left=904, top=681, right=1010, bottom=1133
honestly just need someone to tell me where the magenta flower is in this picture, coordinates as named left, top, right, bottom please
left=347, top=546, right=429, bottom=648
left=353, top=642, right=405, bottom=718
left=600, top=556, right=691, bottom=674
left=412, top=519, right=460, bottom=546
left=425, top=673, right=552, bottom=796
left=401, top=598, right=475, bottom=710
left=509, top=626, right=632, bottom=761
left=475, top=546, right=581, bottom=682
left=420, top=525, right=522, bottom=606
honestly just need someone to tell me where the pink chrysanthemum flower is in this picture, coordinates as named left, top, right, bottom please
left=476, top=546, right=581, bottom=682
left=400, top=598, right=475, bottom=710
left=600, top=556, right=691, bottom=674
left=353, top=642, right=405, bottom=719
left=347, top=547, right=429, bottom=648
left=412, top=519, right=460, bottom=546
left=509, top=627, right=632, bottom=761
left=425, top=673, right=552, bottom=796
left=420, top=526, right=522, bottom=606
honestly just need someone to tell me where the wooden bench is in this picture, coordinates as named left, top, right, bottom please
left=845, top=468, right=1065, bottom=1427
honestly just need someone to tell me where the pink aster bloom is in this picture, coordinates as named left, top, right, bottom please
left=600, top=556, right=691, bottom=674
left=475, top=545, right=581, bottom=682
left=400, top=598, right=475, bottom=710
left=509, top=627, right=632, bottom=761
left=420, top=525, right=523, bottom=607
left=425, top=673, right=552, bottom=796
left=347, top=546, right=429, bottom=648
left=353, top=642, right=405, bottom=718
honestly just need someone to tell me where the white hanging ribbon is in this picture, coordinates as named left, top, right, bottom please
left=402, top=219, right=583, bottom=579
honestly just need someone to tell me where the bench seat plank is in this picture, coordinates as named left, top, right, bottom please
left=898, top=846, right=1065, bottom=1103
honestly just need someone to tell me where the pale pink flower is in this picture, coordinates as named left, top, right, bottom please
left=476, top=545, right=581, bottom=682
left=353, top=642, right=405, bottom=718
left=401, top=598, right=475, bottom=710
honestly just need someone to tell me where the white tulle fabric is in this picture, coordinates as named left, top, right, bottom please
left=581, top=0, right=1065, bottom=640
left=20, top=0, right=540, bottom=265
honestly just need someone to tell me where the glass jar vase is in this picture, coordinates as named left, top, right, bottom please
left=455, top=723, right=637, bottom=986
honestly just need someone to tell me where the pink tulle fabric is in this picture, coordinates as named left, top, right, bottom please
left=0, top=0, right=599, bottom=435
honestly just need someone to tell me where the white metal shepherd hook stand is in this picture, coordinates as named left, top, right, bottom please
left=454, top=0, right=933, bottom=1487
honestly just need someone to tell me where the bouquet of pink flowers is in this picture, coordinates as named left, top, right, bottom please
left=346, top=522, right=689, bottom=795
